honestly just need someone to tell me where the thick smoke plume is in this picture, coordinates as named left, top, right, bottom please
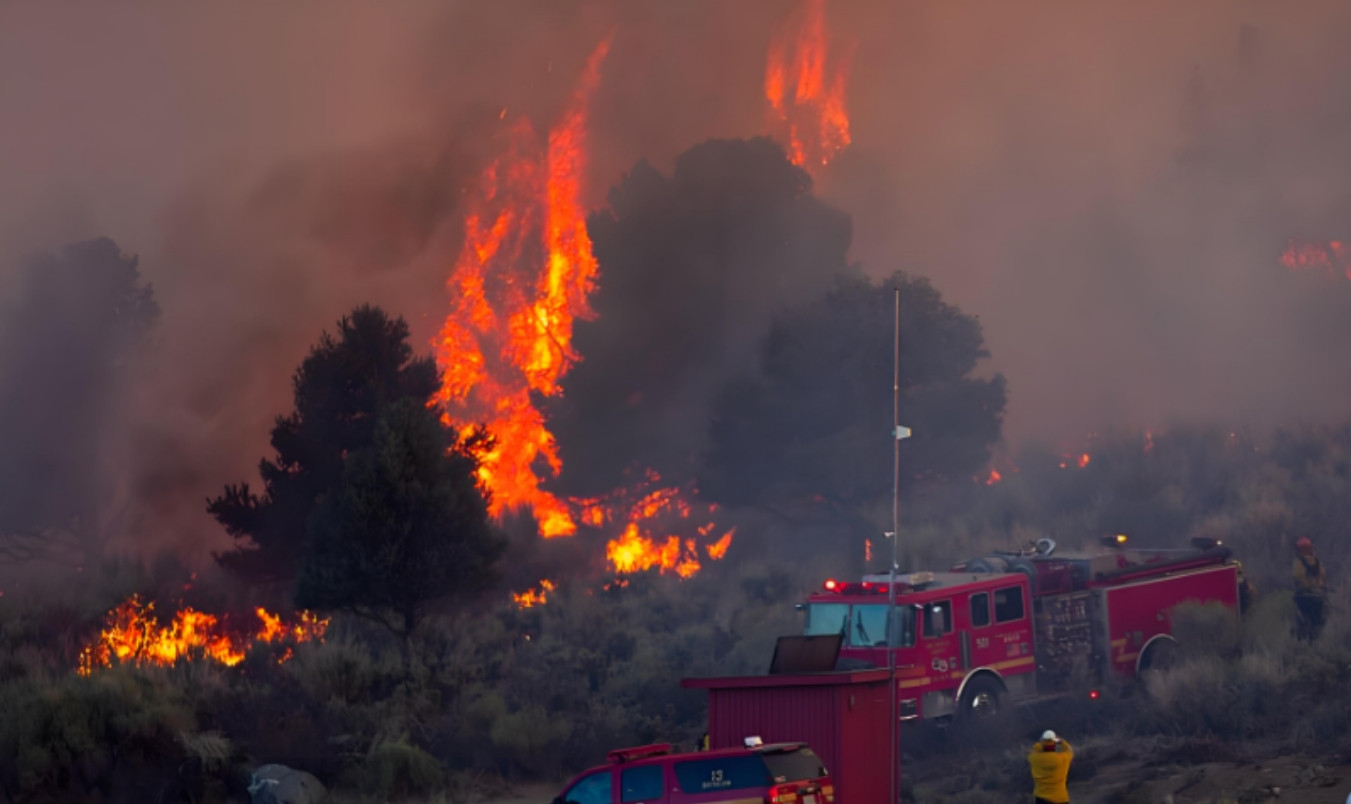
left=4, top=2, right=1351, bottom=561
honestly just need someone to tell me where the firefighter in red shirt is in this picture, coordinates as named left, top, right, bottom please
left=1028, top=730, right=1073, bottom=804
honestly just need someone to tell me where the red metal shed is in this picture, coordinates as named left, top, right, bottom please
left=681, top=670, right=895, bottom=804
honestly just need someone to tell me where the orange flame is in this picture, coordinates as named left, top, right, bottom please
left=984, top=467, right=1003, bottom=485
left=512, top=579, right=557, bottom=609
left=433, top=38, right=612, bottom=538
left=431, top=38, right=734, bottom=584
left=77, top=595, right=329, bottom=676
left=1281, top=239, right=1351, bottom=280
left=765, top=0, right=853, bottom=173
left=588, top=470, right=730, bottom=577
left=707, top=529, right=735, bottom=561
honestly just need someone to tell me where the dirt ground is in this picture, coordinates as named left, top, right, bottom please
left=1071, top=752, right=1351, bottom=804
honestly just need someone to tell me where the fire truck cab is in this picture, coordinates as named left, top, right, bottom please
left=801, top=537, right=1239, bottom=722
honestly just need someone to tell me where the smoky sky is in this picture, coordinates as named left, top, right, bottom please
left=4, top=1, right=1351, bottom=556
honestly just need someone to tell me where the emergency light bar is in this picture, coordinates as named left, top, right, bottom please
left=824, top=571, right=937, bottom=595
left=607, top=744, right=672, bottom=763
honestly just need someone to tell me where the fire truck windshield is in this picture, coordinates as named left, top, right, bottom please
left=802, top=603, right=915, bottom=648
left=803, top=603, right=848, bottom=636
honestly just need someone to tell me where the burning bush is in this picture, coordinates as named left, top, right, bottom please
left=76, top=594, right=329, bottom=676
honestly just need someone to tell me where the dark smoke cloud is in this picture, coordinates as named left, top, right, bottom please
left=4, top=1, right=1351, bottom=559
left=550, top=138, right=854, bottom=495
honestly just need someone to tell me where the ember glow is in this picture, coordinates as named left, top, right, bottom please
left=1058, top=453, right=1092, bottom=470
left=1281, top=239, right=1351, bottom=280
left=765, top=0, right=852, bottom=173
left=433, top=38, right=612, bottom=538
left=512, top=579, right=556, bottom=609
left=77, top=595, right=329, bottom=675
left=984, top=467, right=1003, bottom=486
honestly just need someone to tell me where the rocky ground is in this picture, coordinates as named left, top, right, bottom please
left=1062, top=751, right=1351, bottom=804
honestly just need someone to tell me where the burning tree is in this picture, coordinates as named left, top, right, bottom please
left=702, top=272, right=1006, bottom=527
left=209, top=305, right=439, bottom=585
left=295, top=398, right=505, bottom=644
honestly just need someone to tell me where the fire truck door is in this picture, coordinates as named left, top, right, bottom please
left=964, top=590, right=1005, bottom=671
left=920, top=599, right=960, bottom=682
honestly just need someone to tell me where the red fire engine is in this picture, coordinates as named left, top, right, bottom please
left=797, top=535, right=1239, bottom=722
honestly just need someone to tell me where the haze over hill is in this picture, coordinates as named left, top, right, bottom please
left=4, top=1, right=1351, bottom=561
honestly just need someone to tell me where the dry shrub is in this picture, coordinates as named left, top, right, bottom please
left=488, top=705, right=575, bottom=777
left=285, top=631, right=404, bottom=706
left=0, top=668, right=210, bottom=802
left=355, top=739, right=446, bottom=802
left=1171, top=601, right=1239, bottom=659
left=1143, top=654, right=1230, bottom=727
left=1238, top=591, right=1297, bottom=655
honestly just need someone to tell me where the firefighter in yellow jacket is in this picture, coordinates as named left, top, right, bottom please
left=1028, top=730, right=1073, bottom=804
left=1293, top=537, right=1328, bottom=638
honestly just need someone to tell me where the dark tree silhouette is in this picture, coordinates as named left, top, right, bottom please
left=549, top=137, right=855, bottom=495
left=0, top=238, right=158, bottom=563
left=702, top=272, right=1006, bottom=524
left=295, top=398, right=504, bottom=643
left=209, top=305, right=438, bottom=584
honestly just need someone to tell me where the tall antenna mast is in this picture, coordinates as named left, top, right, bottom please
left=887, top=286, right=904, bottom=804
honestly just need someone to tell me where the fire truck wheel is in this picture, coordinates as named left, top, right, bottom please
left=957, top=674, right=1004, bottom=722
left=1139, top=637, right=1178, bottom=677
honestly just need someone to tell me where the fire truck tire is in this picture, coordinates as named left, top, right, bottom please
left=957, top=674, right=1004, bottom=722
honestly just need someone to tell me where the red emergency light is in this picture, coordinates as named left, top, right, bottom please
left=823, top=579, right=904, bottom=595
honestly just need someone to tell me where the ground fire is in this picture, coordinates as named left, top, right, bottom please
left=512, top=579, right=556, bottom=609
left=765, top=0, right=852, bottom=173
left=431, top=37, right=735, bottom=595
left=77, top=595, right=329, bottom=675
